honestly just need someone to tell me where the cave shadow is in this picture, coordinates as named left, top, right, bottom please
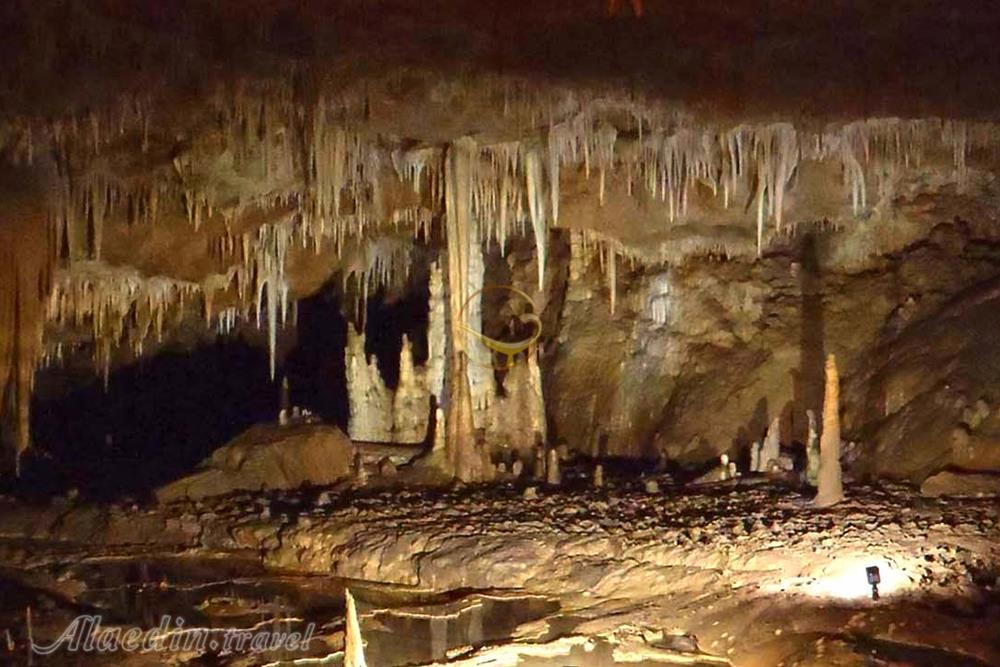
left=362, top=270, right=431, bottom=391
left=734, top=397, right=769, bottom=471
left=796, top=232, right=826, bottom=445
left=284, top=289, right=350, bottom=429
left=27, top=337, right=278, bottom=501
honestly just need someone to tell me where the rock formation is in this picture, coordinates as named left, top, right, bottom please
left=154, top=424, right=355, bottom=503
left=344, top=588, right=367, bottom=667
left=759, top=417, right=781, bottom=472
left=391, top=335, right=429, bottom=444
left=346, top=327, right=393, bottom=442
left=546, top=448, right=561, bottom=486
left=815, top=355, right=844, bottom=507
left=443, top=138, right=487, bottom=482
left=806, top=409, right=821, bottom=486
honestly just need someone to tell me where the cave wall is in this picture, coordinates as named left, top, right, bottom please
left=6, top=0, right=1000, bottom=484
left=548, top=218, right=1000, bottom=476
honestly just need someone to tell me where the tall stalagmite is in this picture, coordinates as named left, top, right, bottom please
left=346, top=327, right=393, bottom=442
left=760, top=416, right=781, bottom=472
left=392, top=335, right=430, bottom=443
left=815, top=354, right=844, bottom=507
left=344, top=588, right=367, bottom=667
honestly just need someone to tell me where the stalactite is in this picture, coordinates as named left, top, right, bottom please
left=524, top=147, right=547, bottom=290
left=11, top=75, right=1000, bottom=473
left=250, top=224, right=291, bottom=380
left=946, top=121, right=969, bottom=193
left=47, top=262, right=200, bottom=381
left=608, top=245, right=617, bottom=315
left=646, top=273, right=673, bottom=325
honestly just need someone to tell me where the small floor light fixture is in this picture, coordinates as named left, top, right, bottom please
left=866, top=565, right=881, bottom=601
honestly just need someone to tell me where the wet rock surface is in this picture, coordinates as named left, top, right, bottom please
left=0, top=471, right=997, bottom=665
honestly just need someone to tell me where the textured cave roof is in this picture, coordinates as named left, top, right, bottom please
left=3, top=0, right=1000, bottom=123
left=5, top=0, right=1000, bottom=394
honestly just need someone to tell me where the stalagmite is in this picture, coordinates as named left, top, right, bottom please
left=345, top=327, right=393, bottom=442
left=814, top=354, right=844, bottom=507
left=533, top=446, right=546, bottom=481
left=354, top=451, right=369, bottom=485
left=526, top=350, right=547, bottom=442
left=593, top=463, right=604, bottom=488
left=431, top=407, right=446, bottom=453
left=546, top=448, right=561, bottom=485
left=279, top=376, right=290, bottom=426
left=806, top=409, right=821, bottom=486
left=759, top=416, right=781, bottom=472
left=344, top=589, right=367, bottom=667
left=392, top=335, right=430, bottom=443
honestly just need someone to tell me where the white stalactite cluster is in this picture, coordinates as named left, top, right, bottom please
left=26, top=82, right=998, bottom=366
left=46, top=262, right=200, bottom=382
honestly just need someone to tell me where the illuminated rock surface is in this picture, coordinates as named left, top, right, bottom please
left=2, top=1, right=1000, bottom=664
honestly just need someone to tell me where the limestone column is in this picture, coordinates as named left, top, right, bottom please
left=443, top=137, right=488, bottom=481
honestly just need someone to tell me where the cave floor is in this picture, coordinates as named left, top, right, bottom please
left=0, top=475, right=997, bottom=665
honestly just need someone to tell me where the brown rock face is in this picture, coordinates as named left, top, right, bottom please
left=155, top=423, right=354, bottom=503
left=921, top=470, right=1000, bottom=498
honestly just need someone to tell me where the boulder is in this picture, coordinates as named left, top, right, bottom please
left=920, top=469, right=1000, bottom=498
left=156, top=424, right=355, bottom=503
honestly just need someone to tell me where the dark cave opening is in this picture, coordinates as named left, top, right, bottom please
left=283, top=288, right=350, bottom=430
left=26, top=338, right=278, bottom=501
left=361, top=268, right=432, bottom=392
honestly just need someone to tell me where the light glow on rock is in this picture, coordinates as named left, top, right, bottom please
left=763, top=553, right=918, bottom=601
